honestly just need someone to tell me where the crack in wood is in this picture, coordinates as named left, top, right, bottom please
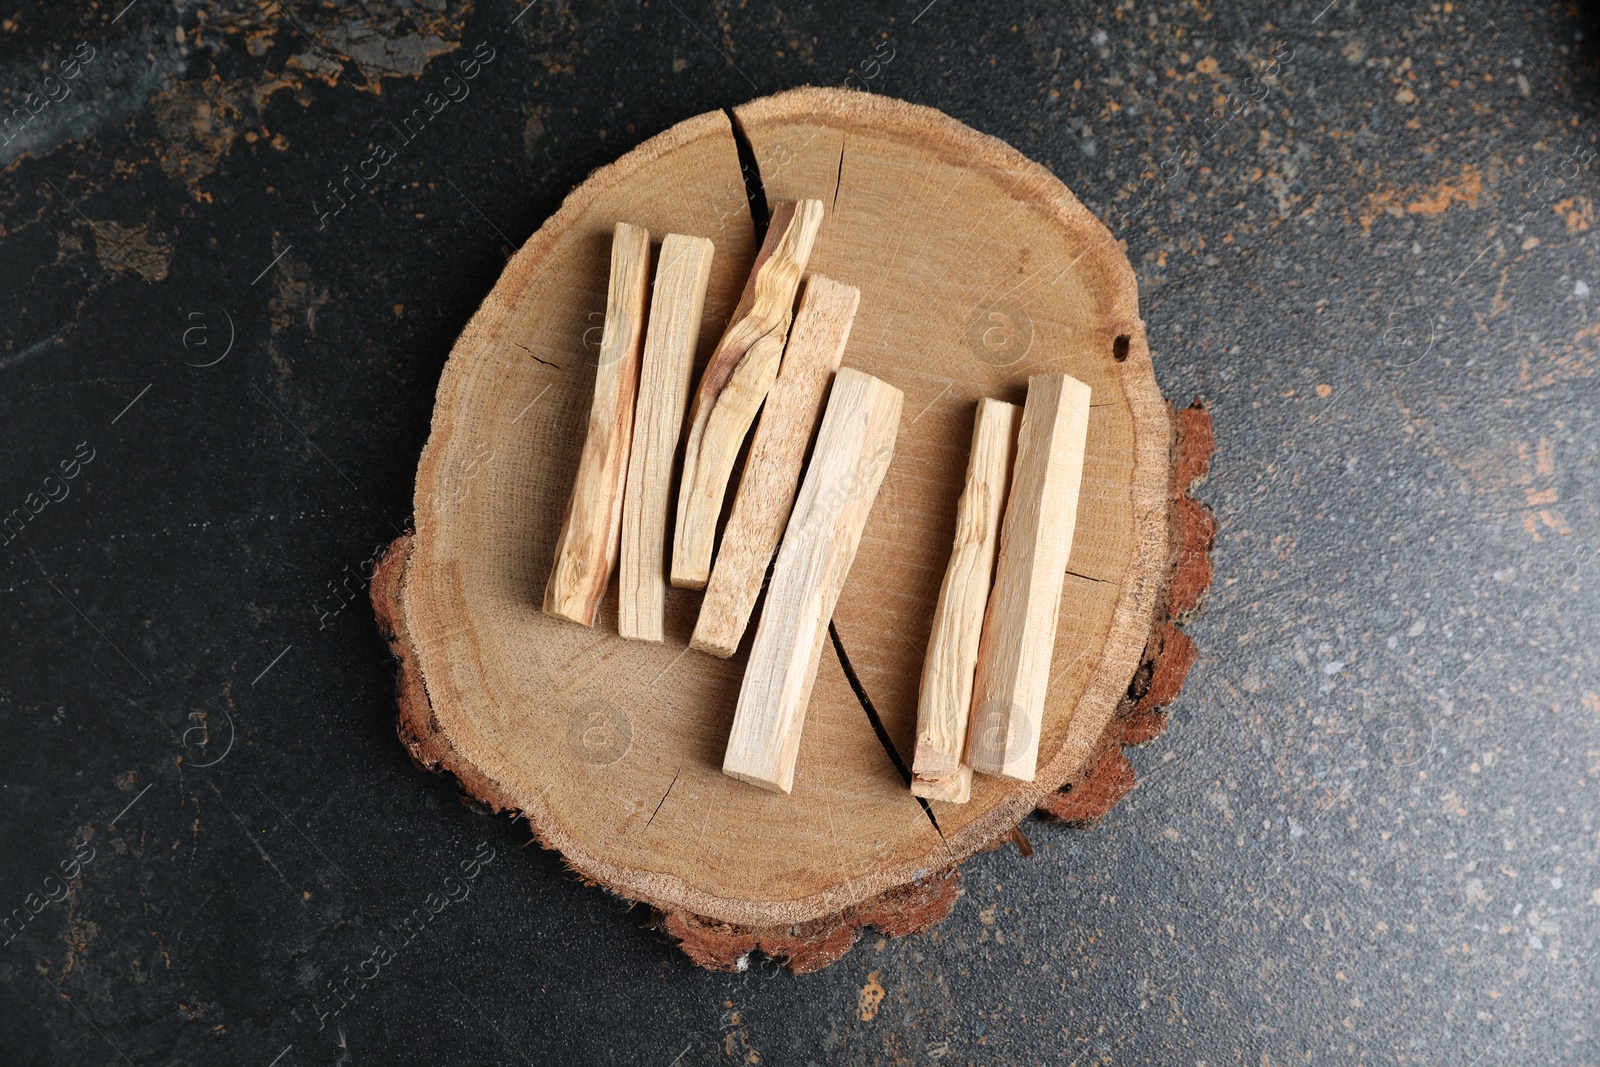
left=512, top=341, right=560, bottom=369
left=827, top=620, right=949, bottom=851
left=644, top=770, right=679, bottom=831
left=724, top=107, right=769, bottom=232
left=832, top=140, right=845, bottom=213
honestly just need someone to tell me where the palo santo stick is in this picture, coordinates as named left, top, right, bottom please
left=913, top=765, right=972, bottom=804
left=964, top=372, right=1091, bottom=782
left=542, top=222, right=651, bottom=627
left=910, top=398, right=1022, bottom=803
left=618, top=234, right=716, bottom=641
left=671, top=199, right=825, bottom=589
left=691, top=275, right=860, bottom=658
left=722, top=368, right=903, bottom=793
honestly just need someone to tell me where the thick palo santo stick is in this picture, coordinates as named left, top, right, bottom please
left=691, top=275, right=860, bottom=658
left=722, top=368, right=903, bottom=793
left=543, top=222, right=651, bottom=627
left=964, top=372, right=1091, bottom=782
left=672, top=199, right=825, bottom=590
left=618, top=234, right=716, bottom=642
left=910, top=398, right=1022, bottom=803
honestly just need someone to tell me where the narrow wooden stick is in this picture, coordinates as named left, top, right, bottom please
left=910, top=398, right=1022, bottom=803
left=671, top=199, right=825, bottom=590
left=722, top=367, right=903, bottom=793
left=542, top=222, right=651, bottom=627
left=618, top=234, right=715, bottom=642
left=691, top=275, right=860, bottom=658
left=964, top=372, right=1091, bottom=782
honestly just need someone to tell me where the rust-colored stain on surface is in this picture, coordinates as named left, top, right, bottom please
left=1516, top=436, right=1571, bottom=540
left=5, top=5, right=471, bottom=184
left=86, top=219, right=171, bottom=281
left=1552, top=195, right=1594, bottom=232
left=856, top=971, right=886, bottom=1021
left=1359, top=163, right=1485, bottom=233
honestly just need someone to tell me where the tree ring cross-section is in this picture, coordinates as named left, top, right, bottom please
left=371, top=87, right=1212, bottom=972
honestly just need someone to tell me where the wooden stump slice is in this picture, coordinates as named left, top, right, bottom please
left=371, top=87, right=1215, bottom=973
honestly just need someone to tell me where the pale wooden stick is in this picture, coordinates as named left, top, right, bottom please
left=964, top=372, right=1091, bottom=781
left=542, top=222, right=651, bottom=626
left=722, top=367, right=903, bottom=793
left=912, top=765, right=972, bottom=804
left=691, top=275, right=860, bottom=658
left=618, top=234, right=716, bottom=641
left=910, top=398, right=1022, bottom=803
left=671, top=200, right=825, bottom=590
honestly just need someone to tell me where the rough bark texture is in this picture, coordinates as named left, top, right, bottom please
left=660, top=868, right=963, bottom=975
left=1035, top=400, right=1215, bottom=827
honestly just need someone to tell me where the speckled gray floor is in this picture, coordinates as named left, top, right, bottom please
left=2, top=1, right=1598, bottom=1064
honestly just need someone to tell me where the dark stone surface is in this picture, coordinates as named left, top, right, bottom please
left=3, top=1, right=1599, bottom=1063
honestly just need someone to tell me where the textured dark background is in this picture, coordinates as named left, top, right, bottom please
left=3, top=0, right=1599, bottom=1063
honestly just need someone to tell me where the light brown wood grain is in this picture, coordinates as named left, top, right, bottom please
left=910, top=397, right=1021, bottom=803
left=911, top=765, right=972, bottom=804
left=619, top=234, right=716, bottom=642
left=394, top=91, right=1174, bottom=931
left=672, top=199, right=824, bottom=590
left=723, top=367, right=903, bottom=793
left=542, top=221, right=651, bottom=626
left=965, top=373, right=1092, bottom=782
left=691, top=275, right=860, bottom=658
